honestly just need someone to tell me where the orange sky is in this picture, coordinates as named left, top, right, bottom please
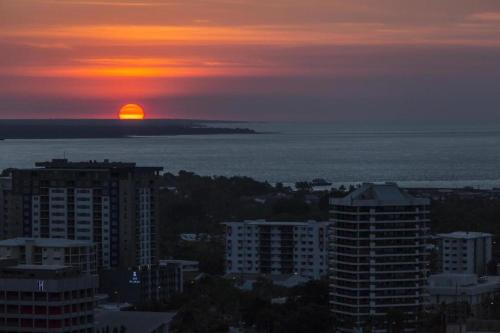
left=1, top=0, right=500, bottom=120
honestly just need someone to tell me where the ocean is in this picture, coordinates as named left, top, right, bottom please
left=1, top=122, right=500, bottom=188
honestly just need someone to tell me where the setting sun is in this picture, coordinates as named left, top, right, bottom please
left=119, top=103, right=145, bottom=120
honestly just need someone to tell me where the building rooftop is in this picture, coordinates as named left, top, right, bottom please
left=8, top=264, right=70, bottom=270
left=332, top=182, right=430, bottom=206
left=159, top=259, right=199, bottom=265
left=0, top=237, right=92, bottom=248
left=95, top=310, right=175, bottom=333
left=437, top=231, right=492, bottom=239
left=0, top=263, right=84, bottom=279
left=223, top=220, right=329, bottom=226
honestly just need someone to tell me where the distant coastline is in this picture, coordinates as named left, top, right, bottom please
left=0, top=119, right=257, bottom=139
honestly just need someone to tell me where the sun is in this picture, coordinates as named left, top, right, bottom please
left=119, top=103, right=145, bottom=120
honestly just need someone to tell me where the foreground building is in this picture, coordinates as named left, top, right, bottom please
left=437, top=231, right=492, bottom=275
left=223, top=220, right=330, bottom=280
left=5, top=159, right=163, bottom=268
left=0, top=237, right=96, bottom=274
left=329, top=183, right=430, bottom=333
left=0, top=262, right=97, bottom=332
left=95, top=310, right=175, bottom=333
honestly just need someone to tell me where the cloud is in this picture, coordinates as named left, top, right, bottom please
left=468, top=12, right=500, bottom=22
left=40, top=0, right=175, bottom=7
left=2, top=1, right=500, bottom=120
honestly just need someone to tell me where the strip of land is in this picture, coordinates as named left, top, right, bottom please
left=0, top=119, right=256, bottom=139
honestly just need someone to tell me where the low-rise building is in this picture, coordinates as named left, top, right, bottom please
left=158, top=259, right=199, bottom=283
left=139, top=261, right=184, bottom=303
left=427, top=273, right=500, bottom=314
left=438, top=232, right=492, bottom=275
left=99, top=260, right=197, bottom=305
left=0, top=237, right=97, bottom=274
left=223, top=220, right=330, bottom=280
left=0, top=263, right=98, bottom=332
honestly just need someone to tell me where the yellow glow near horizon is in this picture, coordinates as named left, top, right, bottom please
left=119, top=103, right=145, bottom=120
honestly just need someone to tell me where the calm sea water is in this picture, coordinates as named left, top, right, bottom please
left=1, top=122, right=500, bottom=188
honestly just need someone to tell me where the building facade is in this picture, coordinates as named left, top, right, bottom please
left=0, top=238, right=96, bottom=274
left=138, top=261, right=184, bottom=303
left=99, top=260, right=192, bottom=305
left=0, top=176, right=12, bottom=240
left=329, top=183, right=430, bottom=333
left=223, top=220, right=330, bottom=280
left=438, top=231, right=492, bottom=275
left=0, top=263, right=97, bottom=332
left=5, top=159, right=163, bottom=268
left=158, top=259, right=199, bottom=283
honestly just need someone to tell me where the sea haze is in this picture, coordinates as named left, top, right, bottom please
left=1, top=122, right=500, bottom=188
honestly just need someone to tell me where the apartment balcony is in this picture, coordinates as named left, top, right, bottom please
left=333, top=276, right=370, bottom=283
left=329, top=307, right=371, bottom=316
left=372, top=267, right=421, bottom=273
left=372, top=249, right=425, bottom=257
left=329, top=250, right=370, bottom=257
left=372, top=300, right=421, bottom=307
left=369, top=276, right=426, bottom=283
left=373, top=285, right=420, bottom=290
left=373, top=293, right=420, bottom=299
left=330, top=243, right=371, bottom=249
left=329, top=291, right=371, bottom=299
left=330, top=267, right=371, bottom=274
left=329, top=284, right=371, bottom=291
left=329, top=299, right=370, bottom=307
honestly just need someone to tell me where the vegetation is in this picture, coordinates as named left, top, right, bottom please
left=431, top=196, right=500, bottom=234
left=158, top=172, right=500, bottom=275
left=168, top=276, right=332, bottom=333
left=157, top=171, right=330, bottom=274
left=154, top=172, right=500, bottom=331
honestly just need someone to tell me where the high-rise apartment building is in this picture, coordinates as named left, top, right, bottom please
left=224, top=220, right=330, bottom=280
left=5, top=159, right=163, bottom=268
left=437, top=231, right=492, bottom=275
left=329, top=183, right=430, bottom=333
left=0, top=176, right=12, bottom=239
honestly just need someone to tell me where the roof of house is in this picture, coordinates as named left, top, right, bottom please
left=223, top=220, right=330, bottom=226
left=95, top=310, right=176, bottom=333
left=437, top=231, right=492, bottom=239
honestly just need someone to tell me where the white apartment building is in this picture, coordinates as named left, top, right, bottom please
left=329, top=183, right=430, bottom=333
left=0, top=237, right=97, bottom=274
left=438, top=231, right=492, bottom=275
left=223, top=220, right=330, bottom=280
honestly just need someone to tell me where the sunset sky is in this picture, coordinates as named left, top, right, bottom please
left=1, top=0, right=500, bottom=121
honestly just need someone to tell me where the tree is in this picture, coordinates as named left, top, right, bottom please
left=295, top=181, right=312, bottom=192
